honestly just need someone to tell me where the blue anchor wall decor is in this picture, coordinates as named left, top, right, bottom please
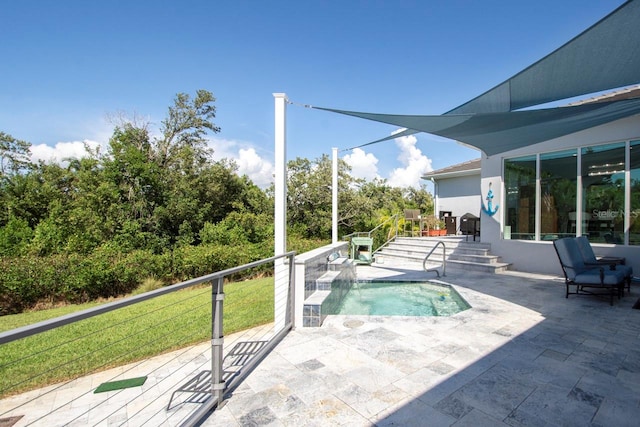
left=482, top=182, right=499, bottom=216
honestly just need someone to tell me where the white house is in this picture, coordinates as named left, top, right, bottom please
left=480, top=86, right=640, bottom=275
left=421, top=86, right=640, bottom=275
left=422, top=158, right=481, bottom=236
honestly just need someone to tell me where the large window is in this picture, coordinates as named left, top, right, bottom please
left=503, top=140, right=639, bottom=244
left=540, top=150, right=577, bottom=239
left=504, top=156, right=536, bottom=240
left=630, top=140, right=640, bottom=245
left=581, top=143, right=625, bottom=243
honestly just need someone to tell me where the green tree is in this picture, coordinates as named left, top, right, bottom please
left=2, top=161, right=77, bottom=254
left=0, top=132, right=32, bottom=180
left=284, top=154, right=416, bottom=239
left=0, top=90, right=231, bottom=255
left=96, top=90, right=226, bottom=250
left=102, top=123, right=163, bottom=248
left=405, top=184, right=434, bottom=215
left=156, top=89, right=220, bottom=170
left=1, top=132, right=35, bottom=227
left=286, top=155, right=341, bottom=238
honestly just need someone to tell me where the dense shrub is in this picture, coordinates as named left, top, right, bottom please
left=0, top=234, right=326, bottom=315
left=288, top=234, right=329, bottom=254
left=0, top=217, right=33, bottom=256
left=0, top=249, right=169, bottom=314
left=200, top=212, right=273, bottom=246
left=0, top=257, right=41, bottom=314
left=171, top=242, right=270, bottom=282
left=0, top=255, right=75, bottom=314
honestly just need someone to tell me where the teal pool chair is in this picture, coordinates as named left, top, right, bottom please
left=575, top=236, right=632, bottom=294
left=553, top=237, right=626, bottom=305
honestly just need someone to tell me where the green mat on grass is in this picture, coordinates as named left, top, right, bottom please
left=94, top=376, right=147, bottom=393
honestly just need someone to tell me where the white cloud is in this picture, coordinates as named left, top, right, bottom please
left=236, top=148, right=274, bottom=188
left=30, top=140, right=101, bottom=166
left=387, top=130, right=433, bottom=188
left=209, top=137, right=274, bottom=188
left=208, top=137, right=240, bottom=161
left=343, top=148, right=380, bottom=181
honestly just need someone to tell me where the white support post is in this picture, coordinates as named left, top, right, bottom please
left=332, top=147, right=338, bottom=244
left=273, top=93, right=287, bottom=332
left=274, top=93, right=287, bottom=257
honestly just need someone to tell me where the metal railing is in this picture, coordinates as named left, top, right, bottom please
left=343, top=213, right=400, bottom=256
left=0, top=251, right=296, bottom=426
left=423, top=241, right=447, bottom=277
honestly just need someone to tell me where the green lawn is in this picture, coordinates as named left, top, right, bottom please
left=0, top=277, right=274, bottom=398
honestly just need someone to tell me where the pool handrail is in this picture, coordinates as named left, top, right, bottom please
left=423, top=241, right=446, bottom=277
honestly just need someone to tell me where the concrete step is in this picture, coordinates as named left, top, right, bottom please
left=374, top=251, right=510, bottom=273
left=447, top=253, right=502, bottom=264
left=378, top=246, right=497, bottom=262
left=394, top=236, right=491, bottom=250
left=384, top=243, right=491, bottom=258
left=389, top=240, right=492, bottom=254
left=374, top=236, right=511, bottom=273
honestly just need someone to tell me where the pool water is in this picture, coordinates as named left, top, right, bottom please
left=335, top=281, right=470, bottom=316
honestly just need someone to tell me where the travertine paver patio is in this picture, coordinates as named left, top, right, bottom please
left=0, top=325, right=276, bottom=426
left=206, top=263, right=640, bottom=427
left=3, top=261, right=640, bottom=426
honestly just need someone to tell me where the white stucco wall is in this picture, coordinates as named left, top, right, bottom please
left=435, top=175, right=481, bottom=219
left=481, top=114, right=640, bottom=275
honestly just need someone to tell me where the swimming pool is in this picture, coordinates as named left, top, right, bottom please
left=333, top=280, right=470, bottom=316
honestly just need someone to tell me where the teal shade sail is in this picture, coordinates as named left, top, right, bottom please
left=448, top=0, right=640, bottom=114
left=315, top=97, right=640, bottom=156
left=322, top=1, right=640, bottom=156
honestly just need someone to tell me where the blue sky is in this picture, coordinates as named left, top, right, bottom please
left=0, top=0, right=626, bottom=189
